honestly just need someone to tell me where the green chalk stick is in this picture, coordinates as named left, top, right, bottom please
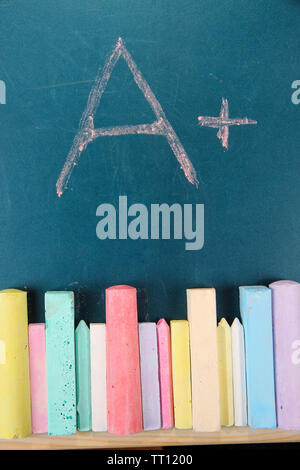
left=75, top=320, right=92, bottom=431
left=45, top=291, right=76, bottom=436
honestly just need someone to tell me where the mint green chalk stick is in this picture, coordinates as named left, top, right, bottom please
left=75, top=320, right=92, bottom=431
left=45, top=291, right=76, bottom=435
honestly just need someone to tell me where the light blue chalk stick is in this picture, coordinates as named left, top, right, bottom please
left=45, top=291, right=76, bottom=435
left=239, top=286, right=276, bottom=429
left=75, top=320, right=92, bottom=431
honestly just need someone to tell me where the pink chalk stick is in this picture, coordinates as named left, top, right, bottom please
left=157, top=319, right=174, bottom=429
left=106, top=285, right=143, bottom=435
left=28, top=323, right=48, bottom=434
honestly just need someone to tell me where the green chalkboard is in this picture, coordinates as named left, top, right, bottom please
left=0, top=0, right=300, bottom=324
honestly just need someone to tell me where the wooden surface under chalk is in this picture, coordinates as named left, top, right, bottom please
left=1, top=429, right=300, bottom=449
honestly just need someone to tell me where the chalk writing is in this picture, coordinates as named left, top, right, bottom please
left=198, top=98, right=257, bottom=149
left=57, top=37, right=199, bottom=197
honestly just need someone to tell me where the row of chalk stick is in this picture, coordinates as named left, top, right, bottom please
left=0, top=280, right=300, bottom=438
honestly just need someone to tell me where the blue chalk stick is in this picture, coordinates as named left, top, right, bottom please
left=239, top=286, right=276, bottom=429
left=45, top=291, right=76, bottom=435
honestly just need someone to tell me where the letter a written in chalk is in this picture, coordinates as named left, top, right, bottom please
left=56, top=37, right=198, bottom=197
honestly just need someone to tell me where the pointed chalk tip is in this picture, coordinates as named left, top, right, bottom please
left=218, top=317, right=230, bottom=328
left=76, top=319, right=89, bottom=331
left=157, top=318, right=169, bottom=329
left=232, top=317, right=242, bottom=328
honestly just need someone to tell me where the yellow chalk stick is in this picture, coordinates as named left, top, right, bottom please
left=0, top=289, right=32, bottom=438
left=217, top=318, right=234, bottom=426
left=187, top=288, right=220, bottom=431
left=170, top=320, right=192, bottom=429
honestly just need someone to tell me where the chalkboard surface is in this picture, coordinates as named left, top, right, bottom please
left=0, top=0, right=300, bottom=324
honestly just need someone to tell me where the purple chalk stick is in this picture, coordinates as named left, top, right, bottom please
left=269, top=280, right=300, bottom=430
left=139, top=323, right=161, bottom=431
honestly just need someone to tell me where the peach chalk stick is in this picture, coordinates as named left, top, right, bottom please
left=106, top=285, right=143, bottom=435
left=90, top=323, right=107, bottom=432
left=157, top=319, right=174, bottom=429
left=28, top=324, right=48, bottom=434
left=217, top=318, right=234, bottom=426
left=186, top=288, right=220, bottom=432
left=170, top=320, right=192, bottom=429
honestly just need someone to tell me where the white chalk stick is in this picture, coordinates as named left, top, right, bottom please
left=231, top=318, right=247, bottom=426
left=90, top=323, right=107, bottom=432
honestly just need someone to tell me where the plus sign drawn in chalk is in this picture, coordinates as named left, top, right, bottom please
left=198, top=98, right=257, bottom=150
